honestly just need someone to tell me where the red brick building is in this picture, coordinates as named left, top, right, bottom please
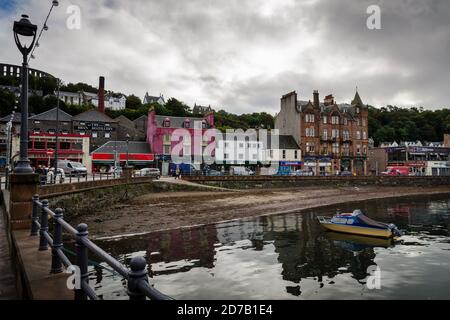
left=275, top=90, right=369, bottom=175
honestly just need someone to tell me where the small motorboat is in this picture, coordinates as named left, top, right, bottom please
left=317, top=210, right=402, bottom=239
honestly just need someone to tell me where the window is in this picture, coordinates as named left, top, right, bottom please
left=332, top=129, right=339, bottom=138
left=332, top=143, right=339, bottom=154
left=183, top=120, right=190, bottom=128
left=202, top=121, right=207, bottom=129
left=306, top=143, right=315, bottom=153
left=331, top=116, right=340, bottom=125
left=362, top=119, right=366, bottom=126
left=323, top=116, right=327, bottom=124
left=79, top=131, right=85, bottom=135
left=62, top=122, right=69, bottom=126
left=33, top=128, right=40, bottom=134
left=306, top=127, right=315, bottom=137
left=363, top=145, right=367, bottom=155
left=343, top=143, right=350, bottom=156
left=356, top=145, right=361, bottom=154
left=239, top=143, right=244, bottom=148
left=163, top=135, right=171, bottom=144
left=356, top=107, right=360, bottom=114
left=92, top=132, right=98, bottom=138
left=343, top=117, right=348, bottom=126
left=224, top=142, right=229, bottom=148
left=282, top=150, right=286, bottom=159
left=34, top=120, right=40, bottom=124
left=163, top=145, right=171, bottom=154
left=294, top=150, right=298, bottom=159
left=305, top=114, right=315, bottom=123
left=60, top=142, right=71, bottom=150
left=356, top=131, right=361, bottom=140
left=238, top=153, right=244, bottom=160
left=105, top=132, right=111, bottom=138
left=163, top=119, right=171, bottom=127
left=357, top=118, right=361, bottom=126
left=322, top=129, right=328, bottom=140
left=269, top=150, right=273, bottom=158
left=47, top=129, right=55, bottom=134
left=224, top=153, right=229, bottom=159
left=343, top=130, right=350, bottom=140
left=252, top=154, right=257, bottom=160
left=363, top=131, right=367, bottom=140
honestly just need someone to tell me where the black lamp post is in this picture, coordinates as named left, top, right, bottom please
left=13, top=14, right=37, bottom=174
left=126, top=134, right=130, bottom=167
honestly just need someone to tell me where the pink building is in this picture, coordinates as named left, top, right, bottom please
left=146, top=110, right=215, bottom=161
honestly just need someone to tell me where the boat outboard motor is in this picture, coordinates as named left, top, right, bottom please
left=389, top=224, right=402, bottom=237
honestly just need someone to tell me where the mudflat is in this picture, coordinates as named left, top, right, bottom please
left=73, top=186, right=450, bottom=239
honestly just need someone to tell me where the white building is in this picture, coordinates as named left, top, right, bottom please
left=105, top=95, right=126, bottom=111
left=143, top=92, right=165, bottom=105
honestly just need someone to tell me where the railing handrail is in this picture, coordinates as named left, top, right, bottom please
left=31, top=195, right=173, bottom=300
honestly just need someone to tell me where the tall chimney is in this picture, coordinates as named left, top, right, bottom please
left=98, top=76, right=105, bottom=113
left=313, top=90, right=319, bottom=109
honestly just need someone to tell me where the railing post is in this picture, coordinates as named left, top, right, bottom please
left=127, top=256, right=148, bottom=300
left=51, top=208, right=64, bottom=274
left=75, top=223, right=89, bottom=300
left=39, top=199, right=49, bottom=251
left=30, top=194, right=39, bottom=236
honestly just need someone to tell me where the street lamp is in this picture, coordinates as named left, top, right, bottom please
left=13, top=14, right=37, bottom=174
left=126, top=134, right=130, bottom=167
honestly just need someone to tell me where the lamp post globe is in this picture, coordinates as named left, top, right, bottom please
left=13, top=14, right=37, bottom=174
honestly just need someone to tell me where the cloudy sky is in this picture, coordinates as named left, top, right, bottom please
left=1, top=0, right=449, bottom=114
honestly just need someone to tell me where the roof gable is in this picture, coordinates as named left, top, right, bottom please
left=73, top=109, right=116, bottom=122
left=29, top=108, right=73, bottom=122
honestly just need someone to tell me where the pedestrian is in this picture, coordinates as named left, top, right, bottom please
left=175, top=165, right=181, bottom=179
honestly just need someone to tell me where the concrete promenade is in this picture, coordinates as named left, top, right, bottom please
left=0, top=192, right=16, bottom=299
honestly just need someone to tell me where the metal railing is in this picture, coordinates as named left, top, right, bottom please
left=39, top=172, right=121, bottom=186
left=31, top=195, right=173, bottom=300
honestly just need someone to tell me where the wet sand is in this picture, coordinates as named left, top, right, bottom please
left=75, top=186, right=450, bottom=239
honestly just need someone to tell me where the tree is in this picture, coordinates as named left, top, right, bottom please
left=165, top=98, right=191, bottom=117
left=126, top=94, right=142, bottom=110
left=0, top=88, right=16, bottom=117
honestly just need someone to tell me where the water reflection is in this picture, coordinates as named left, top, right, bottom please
left=91, top=195, right=450, bottom=300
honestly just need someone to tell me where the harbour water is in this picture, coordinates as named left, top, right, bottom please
left=86, top=195, right=450, bottom=300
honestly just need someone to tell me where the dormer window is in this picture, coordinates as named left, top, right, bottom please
left=356, top=107, right=360, bottom=114
left=202, top=120, right=207, bottom=129
left=163, top=118, right=171, bottom=128
left=183, top=119, right=191, bottom=128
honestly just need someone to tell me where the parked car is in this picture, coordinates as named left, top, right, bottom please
left=339, top=171, right=354, bottom=176
left=134, top=168, right=161, bottom=179
left=381, top=166, right=409, bottom=176
left=169, top=163, right=202, bottom=176
left=205, top=169, right=222, bottom=176
left=232, top=166, right=255, bottom=176
left=293, top=169, right=314, bottom=176
left=57, top=160, right=87, bottom=177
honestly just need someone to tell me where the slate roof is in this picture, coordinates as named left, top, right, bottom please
left=155, top=115, right=207, bottom=128
left=29, top=108, right=73, bottom=122
left=73, top=109, right=117, bottom=122
left=0, top=112, right=22, bottom=123
left=265, top=135, right=300, bottom=150
left=91, top=141, right=151, bottom=154
left=115, top=115, right=135, bottom=129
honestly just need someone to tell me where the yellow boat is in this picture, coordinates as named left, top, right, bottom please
left=317, top=210, right=402, bottom=239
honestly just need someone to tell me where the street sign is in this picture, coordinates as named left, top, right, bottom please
left=46, top=149, right=54, bottom=156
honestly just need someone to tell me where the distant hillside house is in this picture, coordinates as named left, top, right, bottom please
left=105, top=94, right=126, bottom=111
left=143, top=92, right=165, bottom=105
left=193, top=104, right=214, bottom=115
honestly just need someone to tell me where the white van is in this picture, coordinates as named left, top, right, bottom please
left=57, top=160, right=87, bottom=177
left=232, top=167, right=255, bottom=176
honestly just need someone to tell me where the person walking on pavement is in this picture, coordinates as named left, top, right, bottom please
left=175, top=164, right=181, bottom=179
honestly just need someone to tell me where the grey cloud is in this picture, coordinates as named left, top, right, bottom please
left=1, top=0, right=449, bottom=114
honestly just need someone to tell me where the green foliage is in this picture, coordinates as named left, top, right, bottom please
left=60, top=82, right=98, bottom=94
left=164, top=98, right=192, bottom=117
left=369, top=105, right=450, bottom=146
left=0, top=88, right=16, bottom=117
left=125, top=94, right=142, bottom=110
left=214, top=110, right=275, bottom=132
